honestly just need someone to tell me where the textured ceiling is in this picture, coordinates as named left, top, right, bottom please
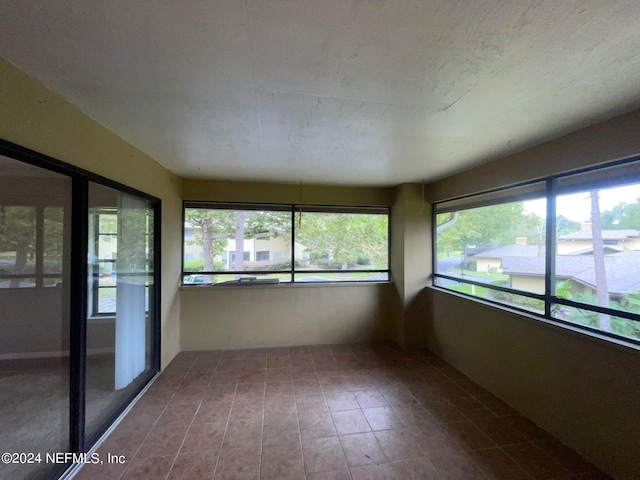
left=1, top=1, right=640, bottom=186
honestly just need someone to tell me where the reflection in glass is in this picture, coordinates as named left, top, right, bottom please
left=85, top=183, right=155, bottom=440
left=0, top=156, right=71, bottom=480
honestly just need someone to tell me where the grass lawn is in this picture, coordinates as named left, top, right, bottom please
left=448, top=284, right=487, bottom=297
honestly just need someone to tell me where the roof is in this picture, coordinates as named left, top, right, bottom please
left=557, top=229, right=639, bottom=241
left=472, top=244, right=542, bottom=259
left=502, top=250, right=640, bottom=296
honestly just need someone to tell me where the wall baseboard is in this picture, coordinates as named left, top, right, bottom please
left=0, top=348, right=115, bottom=360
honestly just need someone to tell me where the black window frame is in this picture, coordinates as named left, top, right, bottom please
left=182, top=201, right=391, bottom=285
left=433, top=155, right=640, bottom=347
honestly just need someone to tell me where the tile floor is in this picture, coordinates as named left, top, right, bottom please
left=74, top=343, right=613, bottom=480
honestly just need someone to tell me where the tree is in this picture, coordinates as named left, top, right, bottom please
left=296, top=213, right=387, bottom=270
left=437, top=202, right=528, bottom=264
left=184, top=209, right=292, bottom=280
left=590, top=190, right=611, bottom=332
left=600, top=198, right=640, bottom=229
left=184, top=209, right=235, bottom=281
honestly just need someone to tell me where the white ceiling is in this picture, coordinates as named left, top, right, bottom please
left=2, top=1, right=640, bottom=186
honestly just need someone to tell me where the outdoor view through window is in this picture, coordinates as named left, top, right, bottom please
left=183, top=204, right=389, bottom=284
left=435, top=162, right=640, bottom=343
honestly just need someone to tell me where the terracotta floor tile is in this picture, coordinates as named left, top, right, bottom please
left=204, top=385, right=236, bottom=404
left=116, top=404, right=164, bottom=433
left=229, top=399, right=263, bottom=423
left=180, top=372, right=213, bottom=388
left=390, top=456, right=440, bottom=480
left=374, top=427, right=427, bottom=461
left=260, top=438, right=304, bottom=479
left=217, top=360, right=244, bottom=373
left=167, top=450, right=217, bottom=480
left=120, top=453, right=175, bottom=480
left=302, top=436, right=348, bottom=474
left=80, top=344, right=614, bottom=480
left=235, top=382, right=265, bottom=398
left=220, top=350, right=246, bottom=361
left=339, top=432, right=388, bottom=467
left=266, top=356, right=290, bottom=368
left=265, top=368, right=292, bottom=382
left=169, top=386, right=207, bottom=406
left=444, top=420, right=496, bottom=452
left=306, top=468, right=351, bottom=480
left=215, top=444, right=260, bottom=480
left=362, top=406, right=406, bottom=430
left=299, top=411, right=337, bottom=439
left=423, top=396, right=467, bottom=423
left=331, top=409, right=371, bottom=435
left=154, top=403, right=197, bottom=428
left=237, top=370, right=266, bottom=384
left=350, top=462, right=396, bottom=480
left=354, top=389, right=388, bottom=408
left=325, top=391, right=359, bottom=411
left=194, top=401, right=232, bottom=424
left=468, top=447, right=532, bottom=480
left=379, top=386, right=417, bottom=406
left=135, top=424, right=187, bottom=459
left=296, top=394, right=328, bottom=415
left=502, top=442, right=568, bottom=479
left=180, top=421, right=225, bottom=453
left=293, top=377, right=323, bottom=396
left=472, top=416, right=529, bottom=447
left=223, top=420, right=262, bottom=447
left=534, top=439, right=601, bottom=475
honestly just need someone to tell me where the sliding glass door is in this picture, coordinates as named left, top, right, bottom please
left=0, top=140, right=160, bottom=480
left=85, top=183, right=156, bottom=442
left=0, top=155, right=72, bottom=480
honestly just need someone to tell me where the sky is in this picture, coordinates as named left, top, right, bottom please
left=524, top=184, right=640, bottom=223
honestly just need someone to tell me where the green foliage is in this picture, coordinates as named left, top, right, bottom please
left=600, top=198, right=640, bottom=229
left=357, top=257, right=370, bottom=265
left=437, top=202, right=526, bottom=254
left=296, top=213, right=388, bottom=268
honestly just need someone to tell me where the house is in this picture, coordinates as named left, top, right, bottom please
left=1, top=3, right=639, bottom=480
left=557, top=227, right=640, bottom=254
left=183, top=222, right=307, bottom=267
left=471, top=241, right=542, bottom=271
left=502, top=251, right=640, bottom=301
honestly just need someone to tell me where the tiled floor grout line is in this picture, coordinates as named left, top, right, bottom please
left=209, top=377, right=237, bottom=479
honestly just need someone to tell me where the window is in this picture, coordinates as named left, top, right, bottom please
left=182, top=203, right=389, bottom=285
left=434, top=158, right=640, bottom=344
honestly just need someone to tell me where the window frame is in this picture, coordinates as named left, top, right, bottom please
left=432, top=156, right=640, bottom=346
left=182, top=201, right=391, bottom=285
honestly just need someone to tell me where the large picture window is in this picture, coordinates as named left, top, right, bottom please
left=434, top=158, right=640, bottom=344
left=183, top=203, right=389, bottom=284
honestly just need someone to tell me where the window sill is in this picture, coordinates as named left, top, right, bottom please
left=427, top=284, right=640, bottom=353
left=180, top=280, right=393, bottom=290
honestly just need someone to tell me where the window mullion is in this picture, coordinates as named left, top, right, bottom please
left=544, top=178, right=556, bottom=318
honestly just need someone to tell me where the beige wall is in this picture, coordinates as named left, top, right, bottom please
left=0, top=58, right=183, bottom=368
left=390, top=184, right=432, bottom=349
left=181, top=283, right=394, bottom=349
left=180, top=179, right=395, bottom=350
left=424, top=109, right=640, bottom=480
